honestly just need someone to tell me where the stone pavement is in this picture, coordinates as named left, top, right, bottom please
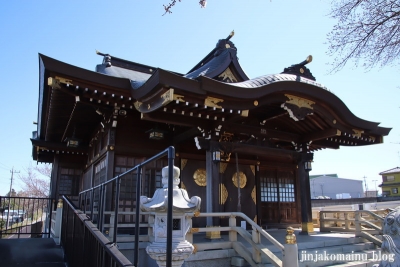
left=0, top=238, right=65, bottom=267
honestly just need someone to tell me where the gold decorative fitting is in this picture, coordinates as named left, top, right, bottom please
left=225, top=44, right=231, bottom=48
left=284, top=94, right=315, bottom=109
left=175, top=153, right=179, bottom=157
left=300, top=68, right=304, bottom=74
left=180, top=181, right=186, bottom=190
left=193, top=168, right=207, bottom=186
left=251, top=186, right=256, bottom=204
left=193, top=245, right=198, bottom=254
left=221, top=151, right=231, bottom=162
left=108, top=145, right=114, bottom=151
left=220, top=183, right=228, bottom=205
left=333, top=119, right=337, bottom=124
left=232, top=171, right=247, bottom=188
left=254, top=215, right=257, bottom=223
left=241, top=110, right=249, bottom=117
left=254, top=100, right=259, bottom=106
left=134, top=101, right=142, bottom=110
left=206, top=226, right=221, bottom=239
left=218, top=68, right=238, bottom=83
left=181, top=159, right=188, bottom=170
left=352, top=129, right=364, bottom=138
left=220, top=162, right=228, bottom=174
left=190, top=228, right=199, bottom=233
left=161, top=89, right=174, bottom=105
left=147, top=104, right=151, bottom=110
left=194, top=211, right=200, bottom=217
left=48, top=77, right=74, bottom=89
left=285, top=227, right=297, bottom=244
left=369, top=136, right=376, bottom=142
left=250, top=165, right=255, bottom=176
left=204, top=96, right=224, bottom=109
left=219, top=132, right=234, bottom=142
left=57, top=199, right=63, bottom=208
left=173, top=93, right=185, bottom=103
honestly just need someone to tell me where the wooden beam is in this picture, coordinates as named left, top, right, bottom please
left=311, top=140, right=340, bottom=149
left=300, top=128, right=341, bottom=143
left=222, top=122, right=300, bottom=143
left=173, top=127, right=201, bottom=144
left=194, top=137, right=297, bottom=160
left=141, top=111, right=211, bottom=129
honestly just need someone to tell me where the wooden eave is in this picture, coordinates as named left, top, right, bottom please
left=37, top=54, right=137, bottom=151
left=132, top=73, right=390, bottom=152
left=31, top=138, right=88, bottom=163
left=35, top=53, right=391, bottom=160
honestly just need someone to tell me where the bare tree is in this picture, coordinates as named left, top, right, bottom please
left=163, top=0, right=206, bottom=15
left=18, top=165, right=51, bottom=198
left=327, top=0, right=400, bottom=71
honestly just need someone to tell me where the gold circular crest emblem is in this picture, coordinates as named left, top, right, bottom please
left=232, top=171, right=247, bottom=188
left=193, top=168, right=207, bottom=186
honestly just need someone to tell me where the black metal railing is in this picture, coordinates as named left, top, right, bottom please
left=77, top=146, right=175, bottom=267
left=61, top=195, right=134, bottom=267
left=0, top=196, right=53, bottom=239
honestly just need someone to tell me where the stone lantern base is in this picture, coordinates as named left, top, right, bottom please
left=146, top=240, right=195, bottom=267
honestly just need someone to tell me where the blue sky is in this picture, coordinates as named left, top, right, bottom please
left=0, top=1, right=398, bottom=195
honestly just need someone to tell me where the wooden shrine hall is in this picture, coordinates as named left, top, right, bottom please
left=31, top=33, right=391, bottom=232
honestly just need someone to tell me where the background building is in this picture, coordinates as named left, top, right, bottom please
left=379, top=167, right=400, bottom=197
left=310, top=174, right=363, bottom=199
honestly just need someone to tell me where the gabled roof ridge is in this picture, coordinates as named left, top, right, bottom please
left=187, top=32, right=235, bottom=73
left=184, top=33, right=249, bottom=81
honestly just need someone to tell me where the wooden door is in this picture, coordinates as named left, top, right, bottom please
left=222, top=164, right=256, bottom=227
left=260, top=168, right=297, bottom=225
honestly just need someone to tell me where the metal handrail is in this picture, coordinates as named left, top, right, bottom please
left=61, top=195, right=134, bottom=267
left=78, top=146, right=175, bottom=267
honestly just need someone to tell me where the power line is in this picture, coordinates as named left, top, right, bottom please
left=0, top=161, right=11, bottom=170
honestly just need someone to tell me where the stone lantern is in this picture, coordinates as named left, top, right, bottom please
left=140, top=165, right=201, bottom=267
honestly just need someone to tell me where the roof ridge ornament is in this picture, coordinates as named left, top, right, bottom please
left=282, top=55, right=316, bottom=81
left=214, top=31, right=236, bottom=56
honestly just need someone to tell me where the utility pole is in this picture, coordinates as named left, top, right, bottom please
left=6, top=167, right=19, bottom=228
left=372, top=180, right=378, bottom=197
left=363, top=176, right=368, bottom=195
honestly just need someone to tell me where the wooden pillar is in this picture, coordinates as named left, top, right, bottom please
left=105, top=128, right=116, bottom=211
left=255, top=164, right=261, bottom=225
left=205, top=140, right=221, bottom=226
left=299, top=145, right=314, bottom=235
left=206, top=149, right=220, bottom=226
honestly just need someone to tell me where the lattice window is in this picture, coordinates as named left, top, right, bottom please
left=278, top=178, right=295, bottom=202
left=260, top=176, right=278, bottom=202
left=59, top=168, right=80, bottom=196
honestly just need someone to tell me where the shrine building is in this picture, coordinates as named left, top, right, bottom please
left=31, top=33, right=391, bottom=232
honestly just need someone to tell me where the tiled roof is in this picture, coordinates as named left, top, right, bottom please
left=184, top=49, right=231, bottom=79
left=96, top=64, right=151, bottom=89
left=230, top=73, right=327, bottom=90
left=379, top=167, right=400, bottom=175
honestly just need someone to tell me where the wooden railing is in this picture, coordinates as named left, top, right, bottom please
left=104, top=211, right=286, bottom=267
left=319, top=209, right=390, bottom=247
